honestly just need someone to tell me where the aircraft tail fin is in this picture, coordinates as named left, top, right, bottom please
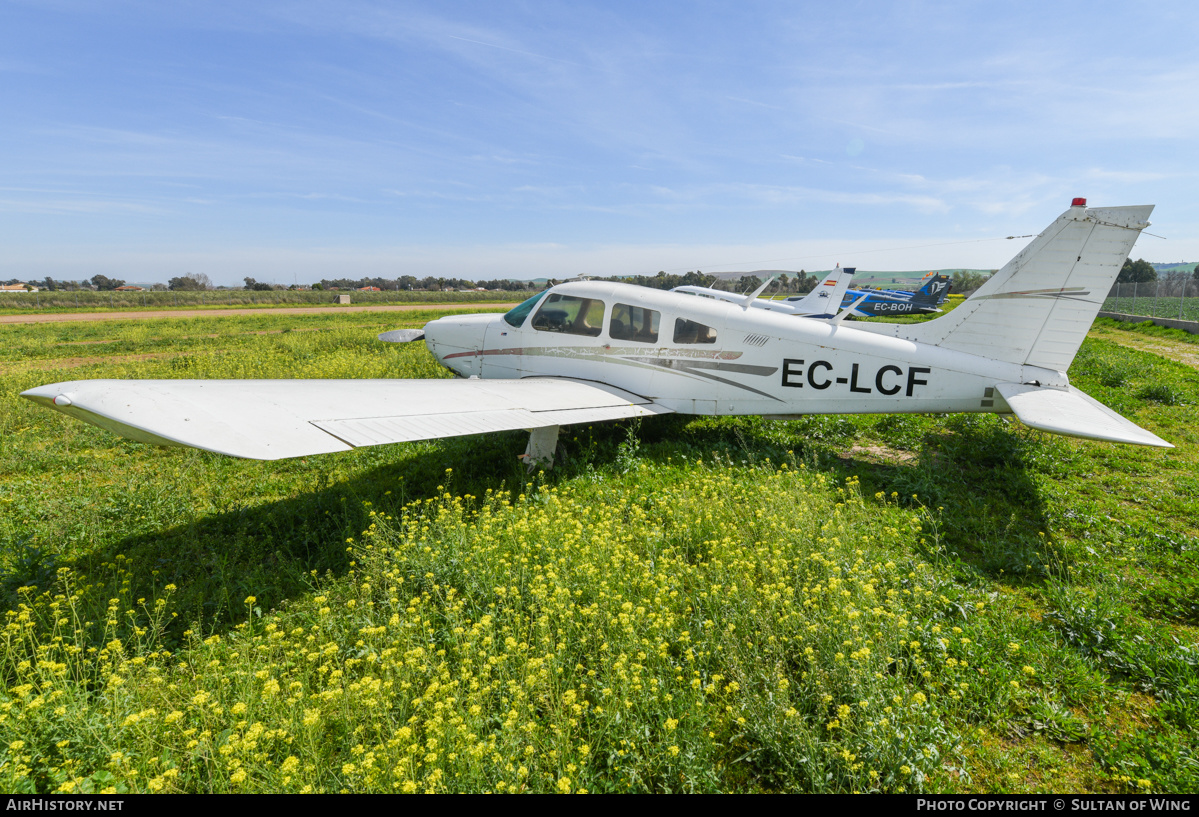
left=856, top=202, right=1153, bottom=371
left=788, top=265, right=856, bottom=316
left=996, top=382, right=1172, bottom=447
left=910, top=273, right=952, bottom=306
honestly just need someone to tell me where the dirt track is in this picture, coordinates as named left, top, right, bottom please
left=1088, top=323, right=1199, bottom=369
left=0, top=303, right=519, bottom=325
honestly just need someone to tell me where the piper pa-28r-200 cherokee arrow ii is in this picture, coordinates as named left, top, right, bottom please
left=22, top=200, right=1171, bottom=465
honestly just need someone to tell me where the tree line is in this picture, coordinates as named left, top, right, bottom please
left=18, top=261, right=1190, bottom=295
left=9, top=271, right=821, bottom=294
left=1117, top=258, right=1199, bottom=284
left=316, top=276, right=528, bottom=292
left=577, top=270, right=821, bottom=294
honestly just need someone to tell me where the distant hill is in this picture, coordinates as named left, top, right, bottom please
left=1152, top=262, right=1199, bottom=274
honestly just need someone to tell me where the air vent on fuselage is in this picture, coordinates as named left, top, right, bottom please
left=743, top=334, right=770, bottom=347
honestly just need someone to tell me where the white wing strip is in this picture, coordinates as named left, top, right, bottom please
left=21, top=378, right=670, bottom=460
left=995, top=382, right=1172, bottom=448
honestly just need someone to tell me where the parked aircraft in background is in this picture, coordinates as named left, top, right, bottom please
left=876, top=271, right=954, bottom=303
left=22, top=200, right=1170, bottom=466
left=839, top=272, right=952, bottom=317
left=672, top=265, right=857, bottom=318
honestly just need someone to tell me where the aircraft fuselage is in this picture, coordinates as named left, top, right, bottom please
left=849, top=298, right=933, bottom=316
left=424, top=281, right=1061, bottom=419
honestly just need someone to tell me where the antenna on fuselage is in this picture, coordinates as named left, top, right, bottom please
left=740, top=273, right=781, bottom=309
left=830, top=290, right=870, bottom=325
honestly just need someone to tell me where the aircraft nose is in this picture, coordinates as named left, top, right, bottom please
left=424, top=314, right=498, bottom=375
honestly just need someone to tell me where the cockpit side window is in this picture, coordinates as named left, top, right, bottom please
left=503, top=291, right=547, bottom=328
left=530, top=294, right=605, bottom=337
left=673, top=318, right=717, bottom=344
left=610, top=303, right=660, bottom=343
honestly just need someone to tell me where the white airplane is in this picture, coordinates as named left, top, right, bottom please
left=671, top=265, right=857, bottom=318
left=21, top=200, right=1170, bottom=467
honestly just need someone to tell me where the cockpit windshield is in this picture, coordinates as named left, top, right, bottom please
left=503, top=291, right=548, bottom=328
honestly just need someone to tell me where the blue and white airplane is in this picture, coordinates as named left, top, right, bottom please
left=840, top=272, right=952, bottom=317
left=876, top=271, right=953, bottom=303
left=22, top=200, right=1170, bottom=465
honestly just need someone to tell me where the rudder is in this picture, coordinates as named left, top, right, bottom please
left=857, top=202, right=1153, bottom=372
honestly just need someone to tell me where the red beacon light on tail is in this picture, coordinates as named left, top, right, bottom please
left=1072, top=197, right=1087, bottom=207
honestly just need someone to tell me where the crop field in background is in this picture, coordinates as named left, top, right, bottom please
left=1103, top=297, right=1199, bottom=322
left=1103, top=284, right=1199, bottom=322
left=1, top=309, right=1197, bottom=793
left=0, top=288, right=538, bottom=314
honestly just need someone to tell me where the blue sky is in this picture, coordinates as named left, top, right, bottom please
left=2, top=0, right=1196, bottom=285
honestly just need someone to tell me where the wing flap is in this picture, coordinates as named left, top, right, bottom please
left=21, top=378, right=670, bottom=460
left=311, top=402, right=666, bottom=448
left=995, top=382, right=1172, bottom=448
left=313, top=410, right=541, bottom=447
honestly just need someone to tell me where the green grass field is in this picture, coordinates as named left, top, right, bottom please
left=2, top=308, right=1197, bottom=793
left=0, top=289, right=535, bottom=314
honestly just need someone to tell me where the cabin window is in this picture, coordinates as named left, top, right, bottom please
left=531, top=294, right=605, bottom=337
left=673, top=318, right=717, bottom=344
left=503, top=291, right=547, bottom=328
left=609, top=304, right=660, bottom=343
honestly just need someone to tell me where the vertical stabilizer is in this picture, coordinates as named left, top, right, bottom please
left=785, top=265, right=856, bottom=317
left=857, top=202, right=1152, bottom=371
left=910, top=273, right=952, bottom=307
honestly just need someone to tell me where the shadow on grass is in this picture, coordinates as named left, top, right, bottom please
left=1, top=410, right=1060, bottom=647
left=1, top=430, right=536, bottom=642
left=844, top=417, right=1061, bottom=583
left=626, top=412, right=1061, bottom=584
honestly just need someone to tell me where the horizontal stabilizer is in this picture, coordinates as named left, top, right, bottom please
left=21, top=378, right=671, bottom=460
left=995, top=383, right=1172, bottom=448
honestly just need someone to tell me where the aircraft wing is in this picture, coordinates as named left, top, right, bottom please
left=20, top=378, right=672, bottom=460
left=995, top=383, right=1172, bottom=448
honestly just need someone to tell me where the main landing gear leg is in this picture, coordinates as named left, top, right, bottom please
left=521, top=425, right=560, bottom=472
